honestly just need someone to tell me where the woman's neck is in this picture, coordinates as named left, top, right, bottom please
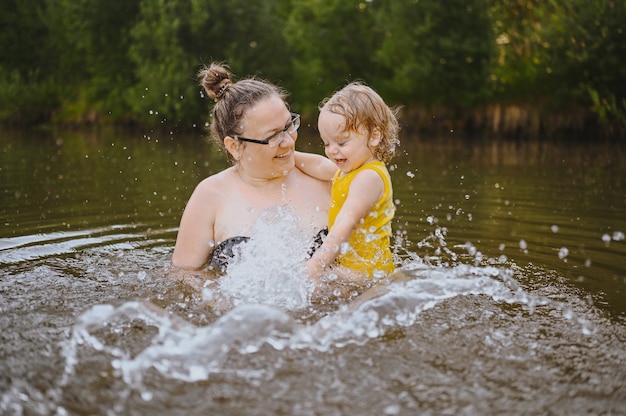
left=235, top=164, right=289, bottom=190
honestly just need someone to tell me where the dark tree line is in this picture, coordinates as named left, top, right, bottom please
left=1, top=0, right=624, bottom=138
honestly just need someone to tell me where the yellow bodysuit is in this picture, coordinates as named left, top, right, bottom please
left=328, top=160, right=395, bottom=277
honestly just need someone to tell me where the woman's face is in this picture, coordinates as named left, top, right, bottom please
left=237, top=95, right=297, bottom=178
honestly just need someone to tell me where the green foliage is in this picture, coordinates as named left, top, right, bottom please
left=127, top=0, right=293, bottom=127
left=374, top=0, right=493, bottom=109
left=486, top=0, right=626, bottom=133
left=0, top=0, right=60, bottom=123
left=0, top=67, right=60, bottom=123
left=0, top=0, right=623, bottom=136
left=0, top=0, right=55, bottom=76
left=286, top=0, right=384, bottom=113
left=126, top=0, right=201, bottom=126
left=555, top=0, right=626, bottom=130
left=44, top=0, right=141, bottom=122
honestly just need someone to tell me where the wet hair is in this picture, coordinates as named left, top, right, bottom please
left=197, top=62, right=288, bottom=153
left=319, top=81, right=400, bottom=163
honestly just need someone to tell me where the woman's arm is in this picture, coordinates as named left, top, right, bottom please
left=295, top=151, right=337, bottom=181
left=171, top=180, right=218, bottom=271
left=306, top=169, right=384, bottom=279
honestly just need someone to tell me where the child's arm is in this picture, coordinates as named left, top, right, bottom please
left=306, top=169, right=384, bottom=279
left=295, top=151, right=337, bottom=181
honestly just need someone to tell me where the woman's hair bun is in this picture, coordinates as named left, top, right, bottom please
left=198, top=63, right=233, bottom=101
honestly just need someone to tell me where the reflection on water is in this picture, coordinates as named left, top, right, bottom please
left=1, top=127, right=625, bottom=415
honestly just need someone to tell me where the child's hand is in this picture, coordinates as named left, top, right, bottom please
left=305, top=258, right=323, bottom=283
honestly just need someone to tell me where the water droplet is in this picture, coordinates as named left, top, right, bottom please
left=340, top=242, right=351, bottom=255
left=474, top=251, right=483, bottom=264
left=384, top=404, right=401, bottom=415
left=551, top=225, right=559, bottom=233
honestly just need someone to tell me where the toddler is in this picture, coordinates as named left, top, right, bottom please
left=296, top=81, right=400, bottom=280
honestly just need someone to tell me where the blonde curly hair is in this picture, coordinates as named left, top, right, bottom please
left=319, top=82, right=400, bottom=163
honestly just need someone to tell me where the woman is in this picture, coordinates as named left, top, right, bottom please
left=171, top=63, right=331, bottom=273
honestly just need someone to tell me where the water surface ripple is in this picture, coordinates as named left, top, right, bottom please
left=1, top=128, right=624, bottom=415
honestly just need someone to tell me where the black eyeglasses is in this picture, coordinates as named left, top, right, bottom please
left=235, top=113, right=300, bottom=148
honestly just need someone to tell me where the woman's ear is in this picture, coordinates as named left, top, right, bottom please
left=224, top=136, right=241, bottom=161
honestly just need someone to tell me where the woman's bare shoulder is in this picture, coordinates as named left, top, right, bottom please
left=194, top=167, right=237, bottom=194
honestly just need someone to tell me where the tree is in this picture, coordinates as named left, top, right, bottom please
left=46, top=0, right=141, bottom=122
left=374, top=0, right=493, bottom=109
left=128, top=0, right=293, bottom=128
left=488, top=0, right=626, bottom=135
left=0, top=0, right=59, bottom=123
left=286, top=0, right=384, bottom=114
left=547, top=0, right=626, bottom=132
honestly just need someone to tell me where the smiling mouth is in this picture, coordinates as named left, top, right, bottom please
left=335, top=158, right=347, bottom=164
left=275, top=150, right=292, bottom=160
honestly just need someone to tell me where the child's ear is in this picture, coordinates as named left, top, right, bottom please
left=369, top=128, right=382, bottom=147
left=224, top=136, right=241, bottom=161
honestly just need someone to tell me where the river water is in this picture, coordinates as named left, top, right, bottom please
left=1, top=127, right=625, bottom=415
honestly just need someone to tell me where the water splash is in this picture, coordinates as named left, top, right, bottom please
left=59, top=259, right=594, bottom=398
left=217, top=205, right=316, bottom=310
left=60, top=301, right=298, bottom=392
left=50, top=209, right=605, bottom=407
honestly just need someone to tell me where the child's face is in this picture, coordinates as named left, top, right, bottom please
left=318, top=110, right=378, bottom=174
